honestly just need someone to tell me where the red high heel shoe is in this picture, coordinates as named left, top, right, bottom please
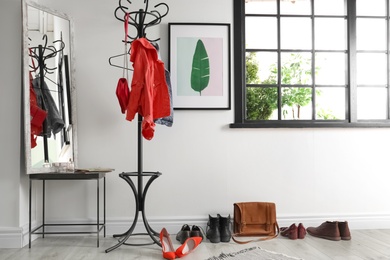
left=298, top=223, right=306, bottom=239
left=175, top=236, right=202, bottom=258
left=280, top=223, right=298, bottom=240
left=160, top=228, right=176, bottom=260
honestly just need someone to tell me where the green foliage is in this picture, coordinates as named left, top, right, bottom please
left=247, top=87, right=278, bottom=120
left=191, top=39, right=210, bottom=95
left=246, top=52, right=323, bottom=120
left=246, top=52, right=260, bottom=84
left=317, top=108, right=338, bottom=120
left=280, top=53, right=312, bottom=85
left=246, top=53, right=277, bottom=120
left=281, top=54, right=312, bottom=119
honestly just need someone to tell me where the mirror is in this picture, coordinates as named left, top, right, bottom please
left=22, top=0, right=77, bottom=174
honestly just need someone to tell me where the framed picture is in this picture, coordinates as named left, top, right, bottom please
left=168, top=23, right=231, bottom=110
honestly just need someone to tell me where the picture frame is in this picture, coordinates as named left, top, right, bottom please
left=168, top=23, right=231, bottom=110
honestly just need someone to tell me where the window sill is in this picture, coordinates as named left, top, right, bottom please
left=230, top=121, right=390, bottom=128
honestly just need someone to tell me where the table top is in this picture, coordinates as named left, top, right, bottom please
left=29, top=168, right=114, bottom=180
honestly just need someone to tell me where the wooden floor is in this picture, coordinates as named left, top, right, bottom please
left=1, top=229, right=390, bottom=260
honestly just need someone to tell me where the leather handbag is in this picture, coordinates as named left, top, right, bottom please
left=232, top=202, right=279, bottom=244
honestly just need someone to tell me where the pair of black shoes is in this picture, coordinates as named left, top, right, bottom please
left=206, top=214, right=231, bottom=243
left=176, top=224, right=204, bottom=244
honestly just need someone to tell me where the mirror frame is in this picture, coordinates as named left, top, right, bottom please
left=22, top=0, right=78, bottom=174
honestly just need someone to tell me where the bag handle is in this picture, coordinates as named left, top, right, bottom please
left=232, top=203, right=280, bottom=244
left=232, top=223, right=279, bottom=244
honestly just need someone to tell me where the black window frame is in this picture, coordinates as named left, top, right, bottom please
left=230, top=0, right=390, bottom=128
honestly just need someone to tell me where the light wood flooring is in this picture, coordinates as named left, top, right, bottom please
left=1, top=229, right=390, bottom=260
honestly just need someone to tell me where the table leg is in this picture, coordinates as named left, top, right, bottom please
left=104, top=177, right=106, bottom=237
left=97, top=178, right=100, bottom=248
left=42, top=180, right=45, bottom=238
left=29, top=178, right=32, bottom=248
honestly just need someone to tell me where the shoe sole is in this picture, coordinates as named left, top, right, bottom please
left=206, top=235, right=221, bottom=243
left=220, top=236, right=231, bottom=242
left=307, top=231, right=341, bottom=241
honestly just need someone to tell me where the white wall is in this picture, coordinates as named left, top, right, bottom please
left=0, top=0, right=24, bottom=248
left=1, top=0, right=390, bottom=248
left=0, top=0, right=22, bottom=227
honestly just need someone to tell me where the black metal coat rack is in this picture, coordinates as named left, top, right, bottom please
left=106, top=0, right=169, bottom=253
left=29, top=35, right=66, bottom=160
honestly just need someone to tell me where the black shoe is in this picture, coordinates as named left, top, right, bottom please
left=190, top=225, right=204, bottom=241
left=218, top=214, right=232, bottom=242
left=176, top=224, right=191, bottom=244
left=206, top=215, right=220, bottom=243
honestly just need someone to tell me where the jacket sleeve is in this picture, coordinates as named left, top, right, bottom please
left=126, top=45, right=146, bottom=121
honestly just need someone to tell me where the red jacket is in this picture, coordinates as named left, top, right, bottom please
left=126, top=38, right=171, bottom=140
left=29, top=72, right=47, bottom=148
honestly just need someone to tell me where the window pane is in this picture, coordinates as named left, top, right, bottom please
left=281, top=18, right=311, bottom=49
left=357, top=18, right=387, bottom=51
left=246, top=87, right=278, bottom=120
left=357, top=87, right=388, bottom=119
left=245, top=0, right=276, bottom=15
left=315, top=87, right=346, bottom=120
left=315, top=0, right=345, bottom=15
left=246, top=52, right=278, bottom=84
left=356, top=0, right=386, bottom=16
left=281, top=87, right=312, bottom=120
left=246, top=17, right=277, bottom=49
left=316, top=53, right=346, bottom=85
left=281, top=52, right=312, bottom=85
left=280, top=0, right=310, bottom=15
left=315, top=18, right=346, bottom=50
left=357, top=53, right=387, bottom=85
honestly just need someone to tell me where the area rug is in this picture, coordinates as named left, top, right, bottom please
left=205, top=246, right=304, bottom=260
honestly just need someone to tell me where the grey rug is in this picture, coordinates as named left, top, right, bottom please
left=205, top=246, right=304, bottom=260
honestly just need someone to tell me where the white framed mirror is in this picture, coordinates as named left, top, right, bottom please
left=22, top=0, right=77, bottom=174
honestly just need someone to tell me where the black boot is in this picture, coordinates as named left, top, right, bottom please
left=206, top=215, right=220, bottom=243
left=218, top=214, right=231, bottom=242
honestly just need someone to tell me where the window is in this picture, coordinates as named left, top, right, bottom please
left=231, top=0, right=390, bottom=128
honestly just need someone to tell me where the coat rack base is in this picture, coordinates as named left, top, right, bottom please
left=105, top=171, right=162, bottom=253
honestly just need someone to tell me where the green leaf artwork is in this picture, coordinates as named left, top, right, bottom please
left=191, top=39, right=210, bottom=95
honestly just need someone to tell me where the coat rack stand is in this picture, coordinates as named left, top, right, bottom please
left=105, top=0, right=169, bottom=253
left=38, top=45, right=49, bottom=161
left=105, top=117, right=162, bottom=253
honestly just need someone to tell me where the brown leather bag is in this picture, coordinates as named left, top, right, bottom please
left=232, top=202, right=279, bottom=244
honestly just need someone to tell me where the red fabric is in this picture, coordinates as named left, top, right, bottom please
left=126, top=38, right=170, bottom=140
left=29, top=72, right=47, bottom=148
left=116, top=78, right=130, bottom=114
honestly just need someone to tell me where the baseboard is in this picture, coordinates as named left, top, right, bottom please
left=107, top=214, right=390, bottom=236
left=0, top=227, right=23, bottom=248
left=107, top=216, right=207, bottom=236
left=276, top=213, right=390, bottom=230
left=3, top=213, right=390, bottom=248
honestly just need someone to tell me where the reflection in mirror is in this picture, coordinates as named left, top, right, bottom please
left=23, top=0, right=77, bottom=173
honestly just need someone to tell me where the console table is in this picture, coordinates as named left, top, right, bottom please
left=28, top=170, right=111, bottom=248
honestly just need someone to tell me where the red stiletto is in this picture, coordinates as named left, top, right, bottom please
left=175, top=236, right=202, bottom=258
left=160, top=228, right=176, bottom=260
